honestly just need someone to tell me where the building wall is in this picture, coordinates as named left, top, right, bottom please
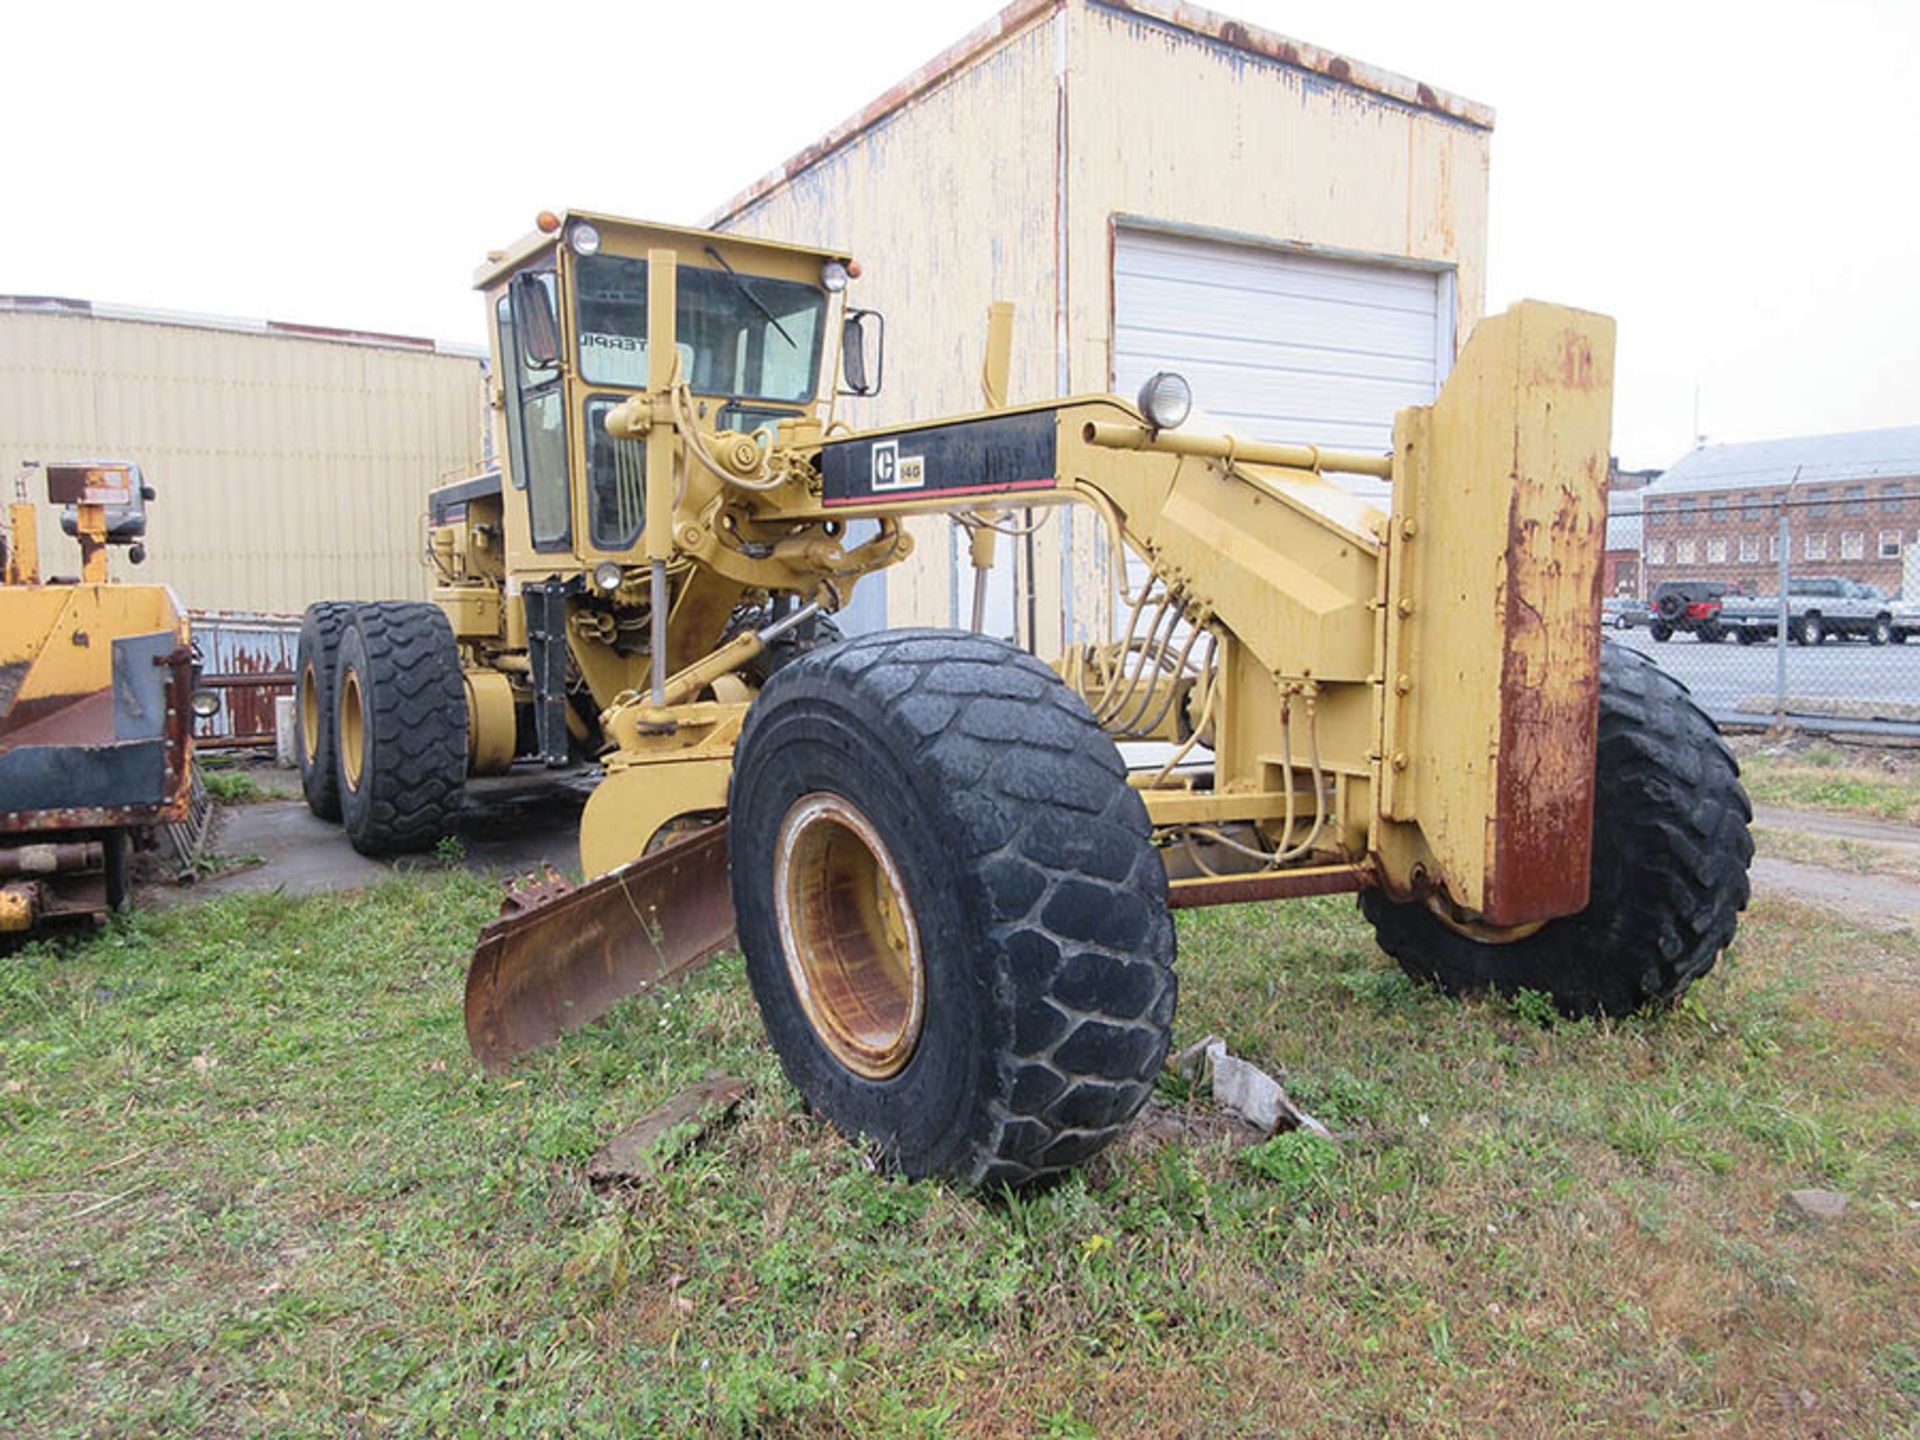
left=1642, top=478, right=1919, bottom=595
left=0, top=307, right=486, bottom=613
left=1064, top=2, right=1489, bottom=398
left=712, top=8, right=1064, bottom=635
left=709, top=0, right=1490, bottom=645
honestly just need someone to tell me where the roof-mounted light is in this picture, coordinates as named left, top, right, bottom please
left=821, top=260, right=851, bottom=293
left=569, top=221, right=601, bottom=256
left=536, top=210, right=562, bottom=235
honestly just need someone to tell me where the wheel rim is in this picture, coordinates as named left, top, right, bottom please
left=1423, top=892, right=1547, bottom=945
left=773, top=792, right=925, bottom=1080
left=338, top=667, right=366, bottom=792
left=299, top=661, right=321, bottom=762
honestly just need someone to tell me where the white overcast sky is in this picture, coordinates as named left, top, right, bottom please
left=6, top=0, right=1915, bottom=469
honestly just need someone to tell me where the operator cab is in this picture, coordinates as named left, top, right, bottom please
left=474, top=211, right=878, bottom=570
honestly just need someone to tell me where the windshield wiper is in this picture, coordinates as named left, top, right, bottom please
left=704, top=245, right=795, bottom=348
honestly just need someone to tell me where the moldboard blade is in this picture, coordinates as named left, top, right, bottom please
left=464, top=822, right=734, bottom=1071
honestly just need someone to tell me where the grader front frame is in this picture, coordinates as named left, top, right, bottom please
left=292, top=211, right=1749, bottom=1187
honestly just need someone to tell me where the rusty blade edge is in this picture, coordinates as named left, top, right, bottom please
left=464, top=822, right=735, bottom=1072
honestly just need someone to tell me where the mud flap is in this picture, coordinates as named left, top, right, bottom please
left=464, top=822, right=735, bottom=1070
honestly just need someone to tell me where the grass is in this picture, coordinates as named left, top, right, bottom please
left=3, top=879, right=1919, bottom=1435
left=197, top=765, right=293, bottom=806
left=1752, top=825, right=1920, bottom=882
left=1738, top=742, right=1920, bottom=824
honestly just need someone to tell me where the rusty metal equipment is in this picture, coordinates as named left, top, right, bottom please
left=0, top=462, right=202, bottom=933
left=296, top=211, right=1750, bottom=1185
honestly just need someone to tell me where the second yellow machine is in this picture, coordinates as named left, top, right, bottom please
left=296, top=211, right=1752, bottom=1187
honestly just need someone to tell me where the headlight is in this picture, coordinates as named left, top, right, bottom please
left=569, top=221, right=602, bottom=256
left=821, top=260, right=851, bottom=293
left=592, top=560, right=623, bottom=593
left=190, top=689, right=221, bottom=718
left=1137, top=372, right=1192, bottom=432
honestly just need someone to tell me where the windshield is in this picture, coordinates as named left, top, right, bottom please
left=574, top=253, right=825, bottom=404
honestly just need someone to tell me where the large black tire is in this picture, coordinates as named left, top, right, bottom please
left=295, top=601, right=359, bottom=820
left=1870, top=616, right=1893, bottom=647
left=333, top=602, right=467, bottom=856
left=1795, top=614, right=1824, bottom=646
left=1649, top=621, right=1672, bottom=643
left=728, top=629, right=1176, bottom=1188
left=1362, top=642, right=1751, bottom=1016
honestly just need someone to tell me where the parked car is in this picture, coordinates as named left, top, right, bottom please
left=1601, top=596, right=1647, bottom=630
left=1719, top=577, right=1897, bottom=645
left=1892, top=594, right=1920, bottom=644
left=1647, top=579, right=1729, bottom=642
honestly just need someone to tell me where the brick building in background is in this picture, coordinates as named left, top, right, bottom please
left=1639, top=426, right=1920, bottom=597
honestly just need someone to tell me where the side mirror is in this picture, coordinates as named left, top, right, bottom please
left=841, top=308, right=884, bottom=398
left=511, top=271, right=561, bottom=370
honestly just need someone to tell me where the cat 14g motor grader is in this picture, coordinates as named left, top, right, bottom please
left=295, top=210, right=1751, bottom=1188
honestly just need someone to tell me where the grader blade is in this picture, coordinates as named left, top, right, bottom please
left=464, top=822, right=734, bottom=1070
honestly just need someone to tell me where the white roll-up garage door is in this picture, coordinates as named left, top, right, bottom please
left=1111, top=225, right=1455, bottom=506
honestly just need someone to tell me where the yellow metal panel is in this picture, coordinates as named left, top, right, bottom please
left=1377, top=302, right=1615, bottom=925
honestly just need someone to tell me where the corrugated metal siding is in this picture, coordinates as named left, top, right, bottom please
left=190, top=610, right=300, bottom=745
left=1, top=310, right=486, bottom=613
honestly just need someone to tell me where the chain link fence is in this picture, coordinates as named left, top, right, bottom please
left=1610, top=487, right=1920, bottom=734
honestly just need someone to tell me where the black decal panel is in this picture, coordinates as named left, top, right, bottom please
left=820, top=412, right=1058, bottom=508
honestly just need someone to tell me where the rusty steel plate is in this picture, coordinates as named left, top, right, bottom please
left=463, top=821, right=735, bottom=1071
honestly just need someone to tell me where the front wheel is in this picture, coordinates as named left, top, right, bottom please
left=1795, top=614, right=1824, bottom=646
left=1362, top=642, right=1752, bottom=1016
left=1871, top=617, right=1893, bottom=646
left=729, top=630, right=1176, bottom=1188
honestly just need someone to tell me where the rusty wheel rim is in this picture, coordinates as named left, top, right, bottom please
left=338, top=667, right=366, bottom=793
left=773, top=793, right=925, bottom=1080
left=299, top=661, right=322, bottom=762
left=1423, top=893, right=1547, bottom=945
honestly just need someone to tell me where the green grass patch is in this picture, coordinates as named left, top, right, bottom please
left=1740, top=746, right=1920, bottom=823
left=2, top=882, right=1917, bottom=1434
left=196, top=765, right=293, bottom=805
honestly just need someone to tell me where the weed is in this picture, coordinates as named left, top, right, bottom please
left=1, top=881, right=1917, bottom=1433
left=434, top=834, right=468, bottom=864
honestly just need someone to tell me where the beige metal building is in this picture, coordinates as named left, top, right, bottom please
left=710, top=0, right=1492, bottom=649
left=0, top=296, right=486, bottom=614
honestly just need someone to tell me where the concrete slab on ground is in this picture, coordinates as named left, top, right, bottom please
left=147, top=772, right=590, bottom=905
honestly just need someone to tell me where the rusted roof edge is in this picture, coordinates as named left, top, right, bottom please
left=1099, top=0, right=1494, bottom=130
left=704, top=0, right=1061, bottom=229
left=0, top=294, right=486, bottom=360
left=704, top=0, right=1493, bottom=229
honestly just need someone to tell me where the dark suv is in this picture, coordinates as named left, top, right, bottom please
left=1648, top=579, right=1729, bottom=642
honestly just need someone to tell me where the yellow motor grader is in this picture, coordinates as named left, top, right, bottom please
left=296, top=210, right=1751, bottom=1187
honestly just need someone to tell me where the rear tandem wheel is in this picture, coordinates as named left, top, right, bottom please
left=332, top=602, right=468, bottom=856
left=295, top=601, right=359, bottom=821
